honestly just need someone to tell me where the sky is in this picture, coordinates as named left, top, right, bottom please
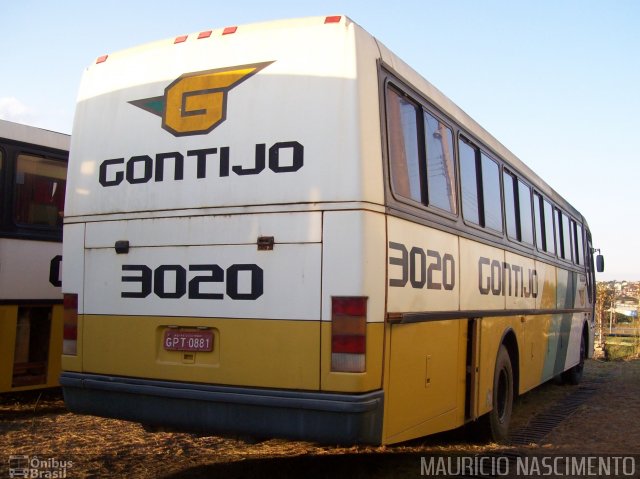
left=1, top=0, right=638, bottom=281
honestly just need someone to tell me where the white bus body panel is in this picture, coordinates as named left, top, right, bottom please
left=0, top=239, right=61, bottom=301
left=82, top=214, right=321, bottom=320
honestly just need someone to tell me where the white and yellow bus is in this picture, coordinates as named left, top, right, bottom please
left=0, top=119, right=68, bottom=392
left=60, top=15, right=603, bottom=444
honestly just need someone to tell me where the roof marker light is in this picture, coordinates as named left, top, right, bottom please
left=325, top=16, right=342, bottom=24
left=174, top=35, right=188, bottom=44
left=198, top=30, right=212, bottom=39
left=222, top=26, right=237, bottom=35
left=96, top=55, right=108, bottom=64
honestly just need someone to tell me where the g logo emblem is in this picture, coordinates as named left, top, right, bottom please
left=130, top=61, right=273, bottom=137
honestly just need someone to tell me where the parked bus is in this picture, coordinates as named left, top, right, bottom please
left=0, top=119, right=68, bottom=392
left=60, top=15, right=603, bottom=444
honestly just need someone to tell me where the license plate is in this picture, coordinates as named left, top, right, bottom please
left=163, top=329, right=213, bottom=352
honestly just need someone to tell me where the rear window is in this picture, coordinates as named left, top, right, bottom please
left=13, top=154, right=66, bottom=228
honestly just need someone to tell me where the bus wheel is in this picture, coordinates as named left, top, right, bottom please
left=561, top=332, right=585, bottom=385
left=479, top=345, right=513, bottom=442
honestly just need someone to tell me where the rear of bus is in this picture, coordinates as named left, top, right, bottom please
left=60, top=16, right=388, bottom=443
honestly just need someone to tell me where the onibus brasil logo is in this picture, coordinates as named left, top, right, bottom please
left=129, top=61, right=274, bottom=137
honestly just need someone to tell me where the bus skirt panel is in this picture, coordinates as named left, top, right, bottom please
left=60, top=372, right=384, bottom=444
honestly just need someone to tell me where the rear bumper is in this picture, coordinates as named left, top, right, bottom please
left=60, top=372, right=384, bottom=444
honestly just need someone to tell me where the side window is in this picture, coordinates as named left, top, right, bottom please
left=459, top=138, right=480, bottom=225
left=518, top=180, right=534, bottom=245
left=424, top=111, right=456, bottom=213
left=554, top=209, right=563, bottom=258
left=504, top=172, right=533, bottom=245
left=533, top=193, right=556, bottom=254
left=554, top=209, right=573, bottom=261
left=504, top=171, right=517, bottom=239
left=574, top=222, right=585, bottom=265
left=387, top=87, right=422, bottom=203
left=481, top=153, right=502, bottom=232
left=586, top=230, right=595, bottom=302
left=13, top=154, right=66, bottom=228
left=562, top=213, right=572, bottom=261
left=0, top=148, right=3, bottom=223
left=534, top=193, right=544, bottom=250
left=553, top=208, right=562, bottom=258
left=543, top=198, right=556, bottom=255
left=459, top=137, right=502, bottom=232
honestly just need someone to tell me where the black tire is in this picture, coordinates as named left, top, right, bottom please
left=561, top=332, right=585, bottom=385
left=478, top=345, right=513, bottom=442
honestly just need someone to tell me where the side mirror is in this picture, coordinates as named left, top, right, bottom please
left=596, top=254, right=605, bottom=273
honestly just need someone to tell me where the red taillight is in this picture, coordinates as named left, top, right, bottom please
left=198, top=30, right=212, bottom=39
left=332, top=335, right=366, bottom=354
left=324, top=16, right=342, bottom=24
left=96, top=55, right=108, bottom=64
left=332, top=297, right=367, bottom=316
left=63, top=293, right=77, bottom=309
left=63, top=293, right=78, bottom=355
left=331, top=297, right=367, bottom=372
left=174, top=35, right=188, bottom=44
left=222, top=26, right=237, bottom=35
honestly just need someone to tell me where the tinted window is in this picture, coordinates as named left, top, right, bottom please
left=543, top=199, right=555, bottom=254
left=574, top=222, right=585, bottom=265
left=561, top=212, right=572, bottom=261
left=387, top=88, right=422, bottom=203
left=14, top=154, right=66, bottom=228
left=481, top=153, right=502, bottom=232
left=504, top=172, right=534, bottom=245
left=459, top=139, right=480, bottom=225
left=424, top=111, right=456, bottom=213
left=504, top=171, right=517, bottom=239
left=534, top=193, right=544, bottom=250
left=0, top=149, right=3, bottom=219
left=518, top=180, right=534, bottom=245
left=555, top=209, right=563, bottom=258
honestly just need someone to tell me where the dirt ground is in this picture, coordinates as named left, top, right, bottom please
left=1, top=359, right=639, bottom=478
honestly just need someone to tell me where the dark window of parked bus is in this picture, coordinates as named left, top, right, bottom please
left=574, top=222, right=584, bottom=265
left=518, top=180, right=534, bottom=245
left=387, top=87, right=423, bottom=204
left=424, top=111, right=456, bottom=213
left=459, top=138, right=480, bottom=225
left=481, top=153, right=502, bottom=232
left=13, top=154, right=66, bottom=228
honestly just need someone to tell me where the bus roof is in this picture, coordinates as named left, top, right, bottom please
left=0, top=119, right=70, bottom=152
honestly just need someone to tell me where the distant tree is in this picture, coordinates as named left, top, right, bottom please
left=596, top=282, right=616, bottom=330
